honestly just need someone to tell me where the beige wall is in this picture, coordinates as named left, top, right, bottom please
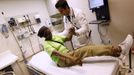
left=108, top=0, right=134, bottom=44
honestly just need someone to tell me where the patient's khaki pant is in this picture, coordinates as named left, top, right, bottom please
left=58, top=45, right=119, bottom=67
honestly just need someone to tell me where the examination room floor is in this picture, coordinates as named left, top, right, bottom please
left=127, top=54, right=134, bottom=75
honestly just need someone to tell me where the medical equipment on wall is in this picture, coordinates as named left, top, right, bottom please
left=8, top=18, right=17, bottom=27
left=1, top=24, right=9, bottom=38
left=16, top=17, right=25, bottom=24
left=15, top=15, right=35, bottom=35
left=0, top=12, right=9, bottom=38
left=34, top=14, right=41, bottom=24
left=2, top=12, right=42, bottom=62
left=50, top=13, right=63, bottom=26
left=24, top=15, right=35, bottom=34
left=50, top=20, right=64, bottom=37
left=51, top=18, right=62, bottom=26
left=0, top=12, right=43, bottom=75
left=8, top=17, right=18, bottom=31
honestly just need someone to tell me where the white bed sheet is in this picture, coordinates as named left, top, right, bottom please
left=28, top=51, right=119, bottom=75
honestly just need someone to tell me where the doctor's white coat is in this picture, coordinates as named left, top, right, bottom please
left=59, top=8, right=92, bottom=49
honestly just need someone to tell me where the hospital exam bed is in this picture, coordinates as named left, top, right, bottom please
left=27, top=51, right=121, bottom=75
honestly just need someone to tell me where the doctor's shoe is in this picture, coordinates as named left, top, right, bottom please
left=119, top=34, right=133, bottom=58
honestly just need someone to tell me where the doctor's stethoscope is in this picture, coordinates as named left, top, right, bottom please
left=65, top=8, right=80, bottom=30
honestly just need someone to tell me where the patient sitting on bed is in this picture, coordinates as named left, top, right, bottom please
left=37, top=26, right=133, bottom=67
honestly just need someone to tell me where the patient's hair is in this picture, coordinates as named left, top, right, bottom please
left=37, top=26, right=48, bottom=38
left=55, top=0, right=69, bottom=9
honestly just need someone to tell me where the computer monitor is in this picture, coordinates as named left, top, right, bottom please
left=89, top=0, right=110, bottom=21
left=89, top=0, right=104, bottom=9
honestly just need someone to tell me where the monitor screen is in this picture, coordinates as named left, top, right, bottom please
left=89, top=0, right=104, bottom=9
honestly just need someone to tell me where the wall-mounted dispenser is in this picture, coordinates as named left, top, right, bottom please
left=34, top=14, right=41, bottom=23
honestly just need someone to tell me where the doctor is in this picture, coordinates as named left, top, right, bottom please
left=55, top=0, right=92, bottom=49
